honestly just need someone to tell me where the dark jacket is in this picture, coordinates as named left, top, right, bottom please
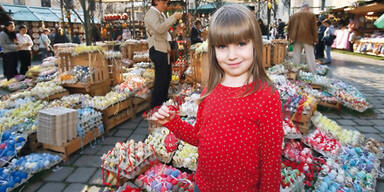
left=191, top=26, right=202, bottom=45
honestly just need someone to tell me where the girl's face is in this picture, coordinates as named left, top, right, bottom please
left=215, top=40, right=254, bottom=81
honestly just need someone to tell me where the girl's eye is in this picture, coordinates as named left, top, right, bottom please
left=239, top=42, right=247, bottom=46
left=217, top=45, right=226, bottom=49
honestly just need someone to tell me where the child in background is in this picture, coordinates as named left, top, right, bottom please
left=151, top=4, right=283, bottom=192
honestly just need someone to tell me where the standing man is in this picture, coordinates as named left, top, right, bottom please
left=17, top=25, right=33, bottom=75
left=287, top=2, right=317, bottom=73
left=144, top=0, right=182, bottom=108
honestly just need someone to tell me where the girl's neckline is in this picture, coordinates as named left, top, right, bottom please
left=219, top=81, right=255, bottom=89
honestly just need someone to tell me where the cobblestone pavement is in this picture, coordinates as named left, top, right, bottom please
left=19, top=51, right=384, bottom=191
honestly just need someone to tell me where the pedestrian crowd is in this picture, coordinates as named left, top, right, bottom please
left=0, top=21, right=77, bottom=80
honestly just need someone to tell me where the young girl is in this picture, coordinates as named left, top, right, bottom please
left=151, top=4, right=283, bottom=192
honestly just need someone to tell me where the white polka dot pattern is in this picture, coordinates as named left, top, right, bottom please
left=164, top=83, right=283, bottom=192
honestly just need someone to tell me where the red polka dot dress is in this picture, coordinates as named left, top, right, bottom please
left=164, top=82, right=283, bottom=192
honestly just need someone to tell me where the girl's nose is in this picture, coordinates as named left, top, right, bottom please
left=227, top=45, right=237, bottom=60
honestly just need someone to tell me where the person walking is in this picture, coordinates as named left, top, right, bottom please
left=322, top=19, right=335, bottom=64
left=16, top=25, right=33, bottom=75
left=0, top=21, right=20, bottom=80
left=151, top=4, right=283, bottom=192
left=287, top=2, right=318, bottom=73
left=39, top=28, right=51, bottom=61
left=144, top=0, right=182, bottom=108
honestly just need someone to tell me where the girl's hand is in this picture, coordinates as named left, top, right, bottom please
left=150, top=104, right=176, bottom=125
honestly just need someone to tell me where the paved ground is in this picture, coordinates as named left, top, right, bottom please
left=10, top=51, right=384, bottom=191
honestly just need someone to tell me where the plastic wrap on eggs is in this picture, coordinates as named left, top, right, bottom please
left=311, top=111, right=364, bottom=146
left=172, top=141, right=198, bottom=171
left=101, top=139, right=156, bottom=179
left=77, top=107, right=104, bottom=136
left=0, top=100, right=46, bottom=133
left=9, top=153, right=62, bottom=174
left=134, top=163, right=194, bottom=192
left=298, top=71, right=331, bottom=86
left=336, top=146, right=379, bottom=191
left=145, top=128, right=177, bottom=164
left=31, top=81, right=66, bottom=99
left=84, top=91, right=128, bottom=110
left=0, top=168, right=29, bottom=192
left=304, top=128, right=341, bottom=158
left=280, top=163, right=305, bottom=192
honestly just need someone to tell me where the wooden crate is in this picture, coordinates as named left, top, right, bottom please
left=27, top=132, right=41, bottom=152
left=106, top=58, right=123, bottom=86
left=64, top=79, right=111, bottom=96
left=319, top=101, right=342, bottom=111
left=311, top=83, right=323, bottom=90
left=58, top=52, right=111, bottom=96
left=271, top=42, right=287, bottom=65
left=262, top=44, right=271, bottom=68
left=102, top=98, right=134, bottom=132
left=287, top=72, right=297, bottom=81
left=43, top=90, right=69, bottom=101
left=294, top=120, right=312, bottom=135
left=43, top=128, right=101, bottom=161
left=132, top=97, right=151, bottom=116
left=191, top=52, right=209, bottom=87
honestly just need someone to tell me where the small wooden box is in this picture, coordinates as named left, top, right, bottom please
left=262, top=44, right=271, bottom=68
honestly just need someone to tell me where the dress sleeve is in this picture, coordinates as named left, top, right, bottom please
left=259, top=89, right=283, bottom=192
left=163, top=89, right=208, bottom=147
left=163, top=100, right=204, bottom=147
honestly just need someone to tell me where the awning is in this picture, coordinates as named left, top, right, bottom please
left=345, top=2, right=384, bottom=15
left=50, top=8, right=99, bottom=24
left=196, top=3, right=217, bottom=14
left=1, top=4, right=39, bottom=22
left=28, top=6, right=60, bottom=22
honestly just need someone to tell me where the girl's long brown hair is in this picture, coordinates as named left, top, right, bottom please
left=199, top=4, right=273, bottom=102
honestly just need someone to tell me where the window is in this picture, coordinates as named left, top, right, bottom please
left=14, top=0, right=25, bottom=5
left=41, top=0, right=51, bottom=7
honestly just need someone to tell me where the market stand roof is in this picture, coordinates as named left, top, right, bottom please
left=345, top=2, right=384, bottom=15
left=1, top=4, right=39, bottom=22
left=28, top=6, right=60, bottom=22
left=0, top=4, right=98, bottom=24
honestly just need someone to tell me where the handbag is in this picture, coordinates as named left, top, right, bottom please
left=323, top=35, right=336, bottom=46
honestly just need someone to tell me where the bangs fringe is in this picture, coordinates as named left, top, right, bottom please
left=209, top=11, right=254, bottom=46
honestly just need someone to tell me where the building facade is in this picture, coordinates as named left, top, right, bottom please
left=290, top=0, right=372, bottom=14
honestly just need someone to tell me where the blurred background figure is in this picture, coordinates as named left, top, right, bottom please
left=258, top=18, right=268, bottom=36
left=16, top=24, right=33, bottom=75
left=72, top=31, right=81, bottom=44
left=53, top=27, right=69, bottom=44
left=39, top=28, right=51, bottom=61
left=0, top=21, right=19, bottom=80
left=191, top=20, right=203, bottom=45
left=315, top=19, right=325, bottom=61
left=277, top=18, right=286, bottom=39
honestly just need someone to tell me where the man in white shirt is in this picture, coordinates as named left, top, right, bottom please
left=16, top=25, right=33, bottom=75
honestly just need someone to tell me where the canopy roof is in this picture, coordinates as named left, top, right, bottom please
left=0, top=4, right=99, bottom=23
left=345, top=2, right=384, bottom=15
left=1, top=4, right=39, bottom=22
